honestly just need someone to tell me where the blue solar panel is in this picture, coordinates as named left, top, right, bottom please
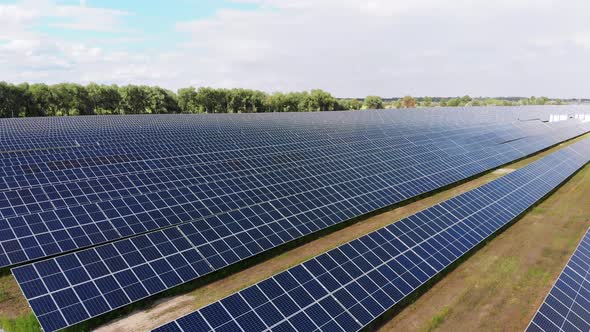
left=526, top=228, right=590, bottom=332
left=152, top=138, right=590, bottom=332
left=4, top=109, right=590, bottom=332
left=3, top=113, right=588, bottom=268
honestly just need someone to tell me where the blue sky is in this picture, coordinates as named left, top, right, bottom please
left=26, top=0, right=258, bottom=51
left=1, top=0, right=589, bottom=97
left=30, top=0, right=258, bottom=51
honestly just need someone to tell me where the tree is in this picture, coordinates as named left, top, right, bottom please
left=177, top=87, right=201, bottom=113
left=228, top=88, right=248, bottom=113
left=537, top=96, right=549, bottom=105
left=196, top=87, right=229, bottom=113
left=307, top=89, right=337, bottom=112
left=340, top=99, right=362, bottom=110
left=529, top=96, right=537, bottom=105
left=0, top=82, right=25, bottom=117
left=249, top=90, right=267, bottom=113
left=119, top=85, right=150, bottom=114
left=363, top=95, right=383, bottom=109
left=68, top=84, right=92, bottom=115
left=146, top=86, right=179, bottom=114
left=29, top=83, right=57, bottom=116
left=421, top=96, right=433, bottom=107
left=266, top=92, right=306, bottom=112
left=265, top=92, right=285, bottom=112
left=401, top=95, right=417, bottom=108
left=87, top=83, right=121, bottom=114
left=447, top=98, right=461, bottom=107
left=50, top=83, right=92, bottom=116
left=15, top=83, right=37, bottom=117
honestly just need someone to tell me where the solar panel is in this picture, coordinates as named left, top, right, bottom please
left=3, top=114, right=587, bottom=268
left=152, top=138, right=590, bottom=332
left=526, top=228, right=590, bottom=332
left=3, top=108, right=590, bottom=332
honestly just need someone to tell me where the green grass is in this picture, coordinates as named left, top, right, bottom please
left=0, top=285, right=7, bottom=302
left=0, top=313, right=41, bottom=332
left=422, top=306, right=452, bottom=332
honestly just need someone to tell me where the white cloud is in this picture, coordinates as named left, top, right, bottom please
left=171, top=0, right=590, bottom=97
left=1, top=0, right=589, bottom=97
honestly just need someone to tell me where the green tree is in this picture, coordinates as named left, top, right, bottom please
left=196, top=87, right=230, bottom=113
left=307, top=89, right=337, bottom=112
left=266, top=92, right=306, bottom=112
left=119, top=85, right=150, bottom=114
left=340, top=99, right=362, bottom=110
left=29, top=83, right=57, bottom=116
left=0, top=82, right=28, bottom=117
left=537, top=96, right=549, bottom=105
left=529, top=96, right=537, bottom=105
left=363, top=95, right=384, bottom=109
left=145, top=86, right=179, bottom=114
left=50, top=83, right=92, bottom=116
left=422, top=96, right=433, bottom=107
left=447, top=98, right=461, bottom=107
left=401, top=95, right=417, bottom=108
left=87, top=83, right=121, bottom=114
left=177, top=87, right=201, bottom=113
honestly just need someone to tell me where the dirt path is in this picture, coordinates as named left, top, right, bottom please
left=94, top=135, right=590, bottom=332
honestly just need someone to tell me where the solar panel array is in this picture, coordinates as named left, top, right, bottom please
left=152, top=137, right=590, bottom=332
left=526, top=227, right=590, bottom=332
left=5, top=112, right=581, bottom=268
left=2, top=107, right=589, bottom=332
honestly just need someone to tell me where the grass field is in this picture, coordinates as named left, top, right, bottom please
left=1, top=135, right=588, bottom=332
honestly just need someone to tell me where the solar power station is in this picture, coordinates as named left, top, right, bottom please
left=527, top=228, right=590, bottom=332
left=152, top=138, right=590, bottom=332
left=0, top=107, right=588, bottom=331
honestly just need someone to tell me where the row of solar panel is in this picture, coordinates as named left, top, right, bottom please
left=2, top=123, right=574, bottom=268
left=1, top=107, right=586, bottom=153
left=3, top=113, right=584, bottom=180
left=152, top=137, right=590, bottom=332
left=527, top=228, right=590, bottom=332
left=0, top=107, right=569, bottom=133
left=0, top=131, right=573, bottom=269
left=0, top=111, right=525, bottom=151
left=0, top=124, right=513, bottom=188
left=1, top=116, right=582, bottom=167
left=0, top=119, right=540, bottom=185
left=12, top=137, right=590, bottom=331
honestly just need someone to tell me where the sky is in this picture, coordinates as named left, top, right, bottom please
left=0, top=0, right=589, bottom=98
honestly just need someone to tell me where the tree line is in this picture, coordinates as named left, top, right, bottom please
left=0, top=81, right=565, bottom=118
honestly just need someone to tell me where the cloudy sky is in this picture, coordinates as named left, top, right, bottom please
left=0, top=0, right=589, bottom=97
